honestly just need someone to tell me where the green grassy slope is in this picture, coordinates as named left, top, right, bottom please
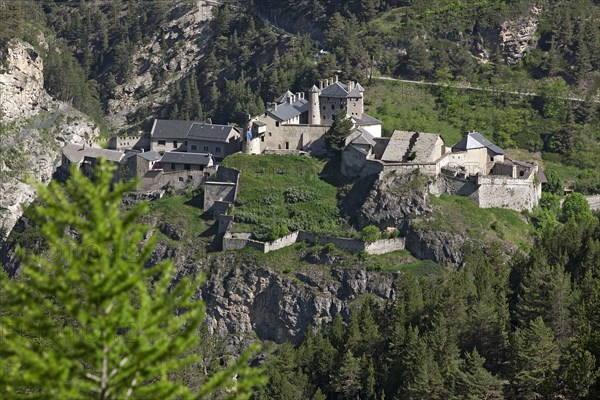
left=221, top=154, right=349, bottom=239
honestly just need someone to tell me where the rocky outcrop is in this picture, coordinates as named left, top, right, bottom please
left=0, top=41, right=53, bottom=122
left=499, top=5, right=541, bottom=65
left=107, top=1, right=217, bottom=129
left=201, top=256, right=399, bottom=344
left=405, top=227, right=467, bottom=267
left=0, top=40, right=99, bottom=238
left=342, top=171, right=431, bottom=234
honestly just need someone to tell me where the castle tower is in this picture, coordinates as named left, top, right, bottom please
left=308, top=85, right=321, bottom=126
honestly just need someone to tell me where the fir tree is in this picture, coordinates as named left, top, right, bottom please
left=324, top=110, right=353, bottom=153
left=511, top=317, right=560, bottom=399
left=0, top=162, right=264, bottom=399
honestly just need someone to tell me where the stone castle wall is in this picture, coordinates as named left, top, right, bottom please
left=222, top=229, right=406, bottom=255
left=474, top=175, right=540, bottom=211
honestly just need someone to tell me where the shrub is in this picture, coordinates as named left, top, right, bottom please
left=360, top=225, right=381, bottom=243
left=284, top=187, right=318, bottom=203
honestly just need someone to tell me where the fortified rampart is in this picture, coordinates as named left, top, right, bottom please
left=222, top=229, right=405, bottom=255
left=474, top=174, right=540, bottom=211
left=203, top=166, right=240, bottom=213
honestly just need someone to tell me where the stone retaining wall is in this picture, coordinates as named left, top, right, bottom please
left=222, top=229, right=406, bottom=255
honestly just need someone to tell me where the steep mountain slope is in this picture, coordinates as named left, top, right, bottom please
left=0, top=40, right=99, bottom=237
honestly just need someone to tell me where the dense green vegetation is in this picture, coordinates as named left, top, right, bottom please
left=0, top=162, right=264, bottom=398
left=256, top=207, right=600, bottom=400
left=221, top=154, right=349, bottom=239
left=366, top=78, right=600, bottom=193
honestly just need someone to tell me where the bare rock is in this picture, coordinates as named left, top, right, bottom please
left=342, top=170, right=431, bottom=234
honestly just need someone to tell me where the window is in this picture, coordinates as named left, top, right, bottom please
left=184, top=141, right=188, bottom=147
left=171, top=163, right=176, bottom=170
left=261, top=136, right=265, bottom=142
left=173, top=140, right=178, bottom=148
left=331, top=105, right=335, bottom=110
left=188, top=175, right=193, bottom=181
left=285, top=142, right=289, bottom=150
left=269, top=132, right=272, bottom=137
left=322, top=106, right=326, bottom=110
left=203, top=146, right=209, bottom=152
left=215, top=147, right=222, bottom=153
left=276, top=121, right=280, bottom=127
left=191, top=145, right=197, bottom=151
left=158, top=140, right=166, bottom=146
left=185, top=164, right=191, bottom=170
left=178, top=177, right=184, bottom=182
left=490, top=157, right=494, bottom=161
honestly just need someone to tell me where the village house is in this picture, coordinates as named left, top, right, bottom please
left=61, top=143, right=126, bottom=181
left=158, top=151, right=214, bottom=172
left=122, top=150, right=162, bottom=180
left=108, top=133, right=150, bottom=151
left=244, top=76, right=382, bottom=155
left=149, top=119, right=241, bottom=161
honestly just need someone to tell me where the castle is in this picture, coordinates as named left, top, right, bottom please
left=342, top=129, right=545, bottom=211
left=244, top=76, right=381, bottom=155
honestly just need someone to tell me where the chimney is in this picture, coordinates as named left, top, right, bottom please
left=335, top=74, right=338, bottom=82
left=296, top=92, right=302, bottom=101
left=206, top=118, right=212, bottom=124
left=274, top=102, right=278, bottom=111
left=330, top=77, right=334, bottom=85
left=287, top=95, right=293, bottom=104
left=141, top=148, right=145, bottom=153
left=319, top=80, right=323, bottom=90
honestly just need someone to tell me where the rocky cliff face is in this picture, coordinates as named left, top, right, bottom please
left=499, top=5, right=541, bottom=65
left=200, top=255, right=399, bottom=345
left=107, top=1, right=217, bottom=129
left=0, top=40, right=99, bottom=238
left=342, top=171, right=431, bottom=234
left=472, top=5, right=541, bottom=64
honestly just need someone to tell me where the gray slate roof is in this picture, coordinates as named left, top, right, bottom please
left=321, top=81, right=350, bottom=97
left=381, top=130, right=442, bottom=163
left=453, top=131, right=504, bottom=155
left=186, top=122, right=238, bottom=142
left=275, top=91, right=294, bottom=103
left=348, top=127, right=375, bottom=147
left=151, top=119, right=238, bottom=142
left=320, top=81, right=365, bottom=98
left=63, top=143, right=125, bottom=163
left=151, top=120, right=195, bottom=140
left=353, top=113, right=381, bottom=126
left=139, top=151, right=162, bottom=162
left=160, top=151, right=212, bottom=165
left=267, top=98, right=309, bottom=122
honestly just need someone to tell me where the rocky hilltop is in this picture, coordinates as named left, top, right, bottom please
left=0, top=40, right=99, bottom=237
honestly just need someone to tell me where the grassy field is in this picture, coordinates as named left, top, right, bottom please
left=221, top=154, right=348, bottom=239
left=365, top=79, right=463, bottom=144
left=418, top=193, right=532, bottom=249
left=143, top=192, right=214, bottom=253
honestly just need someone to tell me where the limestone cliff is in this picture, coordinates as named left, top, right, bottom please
left=0, top=40, right=99, bottom=238
left=106, top=1, right=217, bottom=129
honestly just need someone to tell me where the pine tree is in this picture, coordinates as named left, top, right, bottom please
left=514, top=251, right=573, bottom=343
left=511, top=317, right=560, bottom=399
left=333, top=350, right=362, bottom=399
left=456, top=349, right=503, bottom=400
left=398, top=326, right=444, bottom=400
left=0, top=162, right=264, bottom=399
left=324, top=110, right=354, bottom=153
